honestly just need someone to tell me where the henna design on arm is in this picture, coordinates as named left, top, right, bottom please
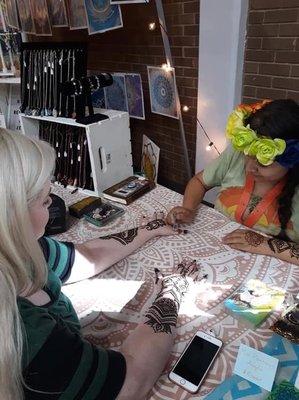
left=143, top=219, right=166, bottom=231
left=101, top=228, right=138, bottom=245
left=144, top=298, right=178, bottom=334
left=244, top=231, right=265, bottom=247
left=268, top=238, right=299, bottom=259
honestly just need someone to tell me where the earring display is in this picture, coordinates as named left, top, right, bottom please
left=20, top=43, right=87, bottom=118
left=39, top=120, right=94, bottom=191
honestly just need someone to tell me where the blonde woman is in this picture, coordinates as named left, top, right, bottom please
left=0, top=129, right=196, bottom=399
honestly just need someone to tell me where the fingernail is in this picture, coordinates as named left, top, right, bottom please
left=183, top=229, right=188, bottom=234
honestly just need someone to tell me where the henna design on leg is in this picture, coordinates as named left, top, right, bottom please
left=244, top=231, right=264, bottom=247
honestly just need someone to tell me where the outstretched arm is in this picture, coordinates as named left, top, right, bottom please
left=166, top=171, right=211, bottom=225
left=223, top=229, right=299, bottom=266
left=117, top=261, right=200, bottom=400
left=66, top=219, right=183, bottom=283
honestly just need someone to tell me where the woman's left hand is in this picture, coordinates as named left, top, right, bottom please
left=222, top=229, right=271, bottom=255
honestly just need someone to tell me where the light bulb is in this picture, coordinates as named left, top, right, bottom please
left=182, top=105, right=190, bottom=112
left=148, top=22, right=156, bottom=31
left=206, top=142, right=213, bottom=151
left=162, top=63, right=172, bottom=72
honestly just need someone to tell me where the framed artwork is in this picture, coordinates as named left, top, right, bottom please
left=47, top=0, right=68, bottom=27
left=5, top=0, right=19, bottom=29
left=0, top=3, right=7, bottom=31
left=147, top=65, right=179, bottom=119
left=84, top=0, right=122, bottom=35
left=16, top=0, right=35, bottom=34
left=125, top=73, right=145, bottom=119
left=110, top=0, right=147, bottom=3
left=141, top=135, right=160, bottom=183
left=104, top=73, right=128, bottom=112
left=65, top=0, right=87, bottom=30
left=30, top=0, right=52, bottom=36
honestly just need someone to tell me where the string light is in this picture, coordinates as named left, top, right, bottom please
left=161, top=63, right=172, bottom=72
left=196, top=118, right=221, bottom=155
left=182, top=105, right=189, bottom=112
left=148, top=22, right=156, bottom=31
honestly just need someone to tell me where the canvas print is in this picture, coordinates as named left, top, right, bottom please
left=104, top=74, right=128, bottom=112
left=91, top=87, right=106, bottom=109
left=141, top=135, right=160, bottom=183
left=147, top=65, right=179, bottom=119
left=0, top=4, right=7, bottom=31
left=5, top=0, right=19, bottom=29
left=125, top=73, right=144, bottom=119
left=30, top=0, right=52, bottom=35
left=66, top=0, right=87, bottom=29
left=110, top=0, right=147, bottom=3
left=48, top=0, right=68, bottom=27
left=84, top=0, right=122, bottom=35
left=16, top=0, right=35, bottom=34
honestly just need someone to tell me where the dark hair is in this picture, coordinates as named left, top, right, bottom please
left=245, top=99, right=299, bottom=241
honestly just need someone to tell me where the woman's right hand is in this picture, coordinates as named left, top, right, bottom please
left=166, top=206, right=196, bottom=225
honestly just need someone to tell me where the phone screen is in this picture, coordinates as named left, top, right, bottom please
left=173, top=336, right=219, bottom=386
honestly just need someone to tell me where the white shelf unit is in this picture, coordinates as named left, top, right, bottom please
left=0, top=76, right=21, bottom=129
left=19, top=110, right=133, bottom=196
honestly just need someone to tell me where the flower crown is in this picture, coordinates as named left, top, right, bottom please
left=226, top=100, right=286, bottom=166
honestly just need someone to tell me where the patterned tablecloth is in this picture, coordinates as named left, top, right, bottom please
left=52, top=184, right=299, bottom=400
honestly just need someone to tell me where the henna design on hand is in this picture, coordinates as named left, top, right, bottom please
left=144, top=298, right=178, bottom=334
left=244, top=231, right=265, bottom=247
left=101, top=228, right=138, bottom=245
left=268, top=238, right=299, bottom=259
left=144, top=219, right=166, bottom=231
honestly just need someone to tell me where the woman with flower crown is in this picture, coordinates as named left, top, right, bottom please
left=167, top=99, right=299, bottom=266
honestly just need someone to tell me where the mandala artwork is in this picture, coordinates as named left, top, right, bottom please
left=91, top=88, right=106, bottom=109
left=125, top=73, right=144, bottom=119
left=84, top=0, right=123, bottom=35
left=104, top=74, right=128, bottom=112
left=147, top=66, right=178, bottom=119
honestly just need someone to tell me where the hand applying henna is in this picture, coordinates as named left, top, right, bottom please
left=222, top=229, right=271, bottom=255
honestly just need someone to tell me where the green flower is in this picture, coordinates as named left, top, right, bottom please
left=245, top=138, right=286, bottom=166
left=226, top=107, right=251, bottom=139
left=231, top=126, right=257, bottom=151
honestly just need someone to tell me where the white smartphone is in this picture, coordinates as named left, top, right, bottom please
left=169, top=330, right=223, bottom=394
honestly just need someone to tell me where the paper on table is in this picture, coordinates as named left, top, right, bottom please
left=234, top=343, right=279, bottom=392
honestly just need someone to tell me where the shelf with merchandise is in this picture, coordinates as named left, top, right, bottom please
left=19, top=110, right=133, bottom=197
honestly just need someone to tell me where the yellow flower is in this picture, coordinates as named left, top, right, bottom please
left=231, top=126, right=257, bottom=151
left=245, top=138, right=286, bottom=166
left=226, top=107, right=251, bottom=139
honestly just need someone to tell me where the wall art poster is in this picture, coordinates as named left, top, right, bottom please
left=0, top=4, right=7, bottom=31
left=5, top=0, right=19, bottom=29
left=91, top=87, right=106, bottom=109
left=65, top=0, right=87, bottom=29
left=104, top=73, right=128, bottom=112
left=48, top=0, right=68, bottom=27
left=147, top=65, right=178, bottom=119
left=84, top=0, right=122, bottom=35
left=141, top=135, right=160, bottom=183
left=110, top=0, right=147, bottom=3
left=16, top=0, right=35, bottom=34
left=125, top=73, right=144, bottom=119
left=30, top=0, right=52, bottom=36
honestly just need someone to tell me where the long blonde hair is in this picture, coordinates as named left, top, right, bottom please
left=0, top=129, right=55, bottom=399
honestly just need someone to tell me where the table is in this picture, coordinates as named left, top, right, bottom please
left=52, top=184, right=299, bottom=399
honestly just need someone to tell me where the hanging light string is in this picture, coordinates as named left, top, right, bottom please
left=196, top=118, right=221, bottom=155
left=148, top=20, right=221, bottom=156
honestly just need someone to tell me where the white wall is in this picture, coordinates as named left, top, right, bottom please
left=196, top=0, right=248, bottom=203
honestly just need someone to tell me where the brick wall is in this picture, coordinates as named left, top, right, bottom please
left=37, top=0, right=199, bottom=192
left=243, top=0, right=299, bottom=104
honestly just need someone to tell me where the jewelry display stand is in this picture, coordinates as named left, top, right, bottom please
left=19, top=110, right=133, bottom=196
